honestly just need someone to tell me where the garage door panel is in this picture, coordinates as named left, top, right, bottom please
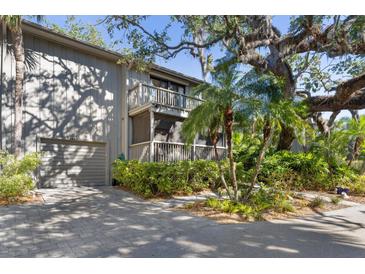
left=41, top=179, right=105, bottom=188
left=41, top=176, right=106, bottom=182
left=41, top=148, right=106, bottom=154
left=41, top=156, right=106, bottom=165
left=41, top=146, right=106, bottom=154
left=40, top=169, right=106, bottom=176
left=40, top=165, right=106, bottom=171
left=41, top=156, right=106, bottom=163
left=39, top=138, right=107, bottom=188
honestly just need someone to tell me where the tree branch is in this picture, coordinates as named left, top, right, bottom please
left=334, top=72, right=365, bottom=103
left=111, top=16, right=227, bottom=52
left=309, top=89, right=365, bottom=112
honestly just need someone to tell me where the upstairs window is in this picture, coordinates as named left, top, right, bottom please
left=151, top=76, right=186, bottom=94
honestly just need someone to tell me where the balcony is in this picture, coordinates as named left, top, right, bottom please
left=129, top=140, right=226, bottom=162
left=128, top=83, right=203, bottom=115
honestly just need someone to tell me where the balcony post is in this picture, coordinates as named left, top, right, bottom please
left=149, top=108, right=154, bottom=162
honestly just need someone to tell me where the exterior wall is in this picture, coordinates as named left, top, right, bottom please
left=126, top=69, right=150, bottom=151
left=127, top=69, right=151, bottom=90
left=0, top=29, right=127, bottom=183
left=0, top=22, right=210, bottom=173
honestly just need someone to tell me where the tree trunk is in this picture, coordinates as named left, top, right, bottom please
left=209, top=128, right=232, bottom=200
left=245, top=120, right=275, bottom=199
left=224, top=105, right=238, bottom=201
left=214, top=142, right=233, bottom=200
left=266, top=52, right=296, bottom=151
left=277, top=124, right=295, bottom=151
left=348, top=110, right=363, bottom=167
left=348, top=136, right=364, bottom=167
left=11, top=27, right=25, bottom=158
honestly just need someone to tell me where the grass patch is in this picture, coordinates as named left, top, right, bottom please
left=203, top=192, right=295, bottom=220
left=275, top=199, right=295, bottom=213
left=331, top=196, right=341, bottom=205
left=309, top=196, right=325, bottom=208
left=205, top=198, right=255, bottom=216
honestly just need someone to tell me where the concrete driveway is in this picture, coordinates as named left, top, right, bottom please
left=1, top=186, right=365, bottom=258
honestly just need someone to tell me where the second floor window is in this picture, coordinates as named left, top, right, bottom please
left=151, top=77, right=186, bottom=95
left=151, top=76, right=187, bottom=108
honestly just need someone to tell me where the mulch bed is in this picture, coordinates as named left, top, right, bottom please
left=176, top=197, right=349, bottom=224
left=299, top=190, right=365, bottom=204
left=113, top=184, right=211, bottom=201
left=0, top=193, right=44, bottom=206
left=113, top=185, right=171, bottom=200
left=347, top=195, right=365, bottom=204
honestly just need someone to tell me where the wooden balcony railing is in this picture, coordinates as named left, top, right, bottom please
left=128, top=83, right=204, bottom=111
left=129, top=140, right=226, bottom=162
left=129, top=141, right=151, bottom=162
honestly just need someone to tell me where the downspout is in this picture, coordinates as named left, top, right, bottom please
left=0, top=23, right=5, bottom=151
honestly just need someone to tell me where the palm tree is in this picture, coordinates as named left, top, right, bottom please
left=1, top=16, right=23, bottom=157
left=239, top=71, right=308, bottom=199
left=244, top=100, right=308, bottom=199
left=182, top=64, right=245, bottom=201
left=0, top=16, right=42, bottom=157
left=183, top=66, right=308, bottom=201
left=182, top=97, right=233, bottom=198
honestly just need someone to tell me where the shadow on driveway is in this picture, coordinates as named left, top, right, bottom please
left=1, top=186, right=365, bottom=258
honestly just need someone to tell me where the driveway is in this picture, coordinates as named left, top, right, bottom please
left=1, top=186, right=365, bottom=257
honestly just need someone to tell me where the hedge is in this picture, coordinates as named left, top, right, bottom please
left=112, top=160, right=221, bottom=198
left=0, top=151, right=41, bottom=199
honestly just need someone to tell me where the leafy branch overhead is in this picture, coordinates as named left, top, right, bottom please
left=105, top=15, right=365, bottom=150
left=49, top=16, right=106, bottom=48
left=104, top=16, right=365, bottom=108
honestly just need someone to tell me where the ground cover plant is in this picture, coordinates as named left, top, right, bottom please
left=0, top=151, right=41, bottom=200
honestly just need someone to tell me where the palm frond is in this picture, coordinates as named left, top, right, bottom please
left=0, top=15, right=21, bottom=31
left=182, top=101, right=224, bottom=145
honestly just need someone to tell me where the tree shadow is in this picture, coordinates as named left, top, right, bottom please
left=2, top=33, right=120, bottom=186
left=1, top=187, right=365, bottom=258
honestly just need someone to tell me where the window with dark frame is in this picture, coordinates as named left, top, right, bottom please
left=151, top=76, right=186, bottom=94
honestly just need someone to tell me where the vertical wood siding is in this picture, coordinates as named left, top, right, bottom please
left=1, top=32, right=126, bottom=183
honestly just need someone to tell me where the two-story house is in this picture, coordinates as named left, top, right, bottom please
left=0, top=21, right=226, bottom=188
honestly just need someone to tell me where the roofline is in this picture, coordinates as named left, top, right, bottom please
left=21, top=20, right=203, bottom=85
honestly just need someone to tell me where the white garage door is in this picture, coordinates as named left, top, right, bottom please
left=39, top=138, right=107, bottom=188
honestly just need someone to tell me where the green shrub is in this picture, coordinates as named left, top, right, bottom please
left=204, top=186, right=294, bottom=219
left=0, top=151, right=41, bottom=199
left=205, top=198, right=254, bottom=217
left=258, top=151, right=359, bottom=191
left=249, top=186, right=294, bottom=213
left=346, top=175, right=365, bottom=195
left=112, top=159, right=221, bottom=198
left=309, top=196, right=325, bottom=208
left=275, top=198, right=295, bottom=213
left=331, top=196, right=341, bottom=205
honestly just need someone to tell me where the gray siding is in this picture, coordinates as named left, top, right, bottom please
left=1, top=31, right=127, bottom=183
left=127, top=69, right=151, bottom=90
